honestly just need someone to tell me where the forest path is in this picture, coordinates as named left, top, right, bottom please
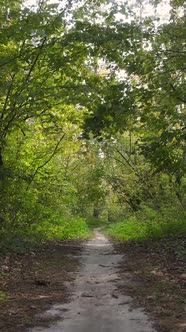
left=29, top=228, right=157, bottom=332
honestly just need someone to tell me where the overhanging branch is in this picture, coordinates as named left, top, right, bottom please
left=27, top=133, right=65, bottom=189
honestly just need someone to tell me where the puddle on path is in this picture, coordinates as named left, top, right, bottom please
left=28, top=228, right=157, bottom=332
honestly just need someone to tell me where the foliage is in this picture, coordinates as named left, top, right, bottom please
left=0, top=216, right=89, bottom=252
left=86, top=217, right=109, bottom=229
left=83, top=0, right=186, bottom=179
left=0, top=0, right=185, bottom=249
left=106, top=207, right=186, bottom=240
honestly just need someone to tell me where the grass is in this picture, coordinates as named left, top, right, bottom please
left=30, top=217, right=91, bottom=240
left=0, top=217, right=90, bottom=252
left=105, top=215, right=186, bottom=240
left=107, top=208, right=186, bottom=331
left=86, top=217, right=109, bottom=230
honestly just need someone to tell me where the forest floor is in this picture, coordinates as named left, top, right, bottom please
left=0, top=240, right=83, bottom=332
left=0, top=232, right=185, bottom=332
left=114, top=237, right=186, bottom=332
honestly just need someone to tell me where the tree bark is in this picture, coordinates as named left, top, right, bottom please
left=93, top=206, right=100, bottom=218
left=0, top=148, right=3, bottom=166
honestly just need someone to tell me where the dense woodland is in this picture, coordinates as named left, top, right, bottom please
left=0, top=0, right=185, bottom=249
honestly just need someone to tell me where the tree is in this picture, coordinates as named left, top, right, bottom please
left=0, top=0, right=185, bottom=240
left=0, top=0, right=134, bottom=229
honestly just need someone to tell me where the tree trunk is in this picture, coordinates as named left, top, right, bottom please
left=0, top=148, right=3, bottom=166
left=93, top=206, right=100, bottom=218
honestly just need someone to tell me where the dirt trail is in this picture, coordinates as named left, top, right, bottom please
left=28, top=228, right=157, bottom=332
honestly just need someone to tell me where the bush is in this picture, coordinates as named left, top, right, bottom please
left=0, top=217, right=90, bottom=252
left=86, top=217, right=108, bottom=229
left=29, top=217, right=90, bottom=240
left=106, top=209, right=186, bottom=241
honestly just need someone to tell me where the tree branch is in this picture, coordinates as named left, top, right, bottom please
left=115, top=147, right=154, bottom=199
left=170, top=83, right=186, bottom=103
left=1, top=74, right=16, bottom=120
left=27, top=133, right=65, bottom=189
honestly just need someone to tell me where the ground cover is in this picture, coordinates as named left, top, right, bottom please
left=0, top=240, right=83, bottom=332
left=114, top=236, right=186, bottom=332
left=0, top=220, right=185, bottom=332
left=106, top=216, right=186, bottom=331
left=0, top=217, right=90, bottom=253
left=106, top=216, right=186, bottom=240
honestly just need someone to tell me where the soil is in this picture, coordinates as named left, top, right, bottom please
left=0, top=234, right=185, bottom=332
left=28, top=227, right=156, bottom=332
left=0, top=239, right=83, bottom=332
left=114, top=236, right=186, bottom=332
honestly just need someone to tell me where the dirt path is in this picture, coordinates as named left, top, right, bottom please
left=29, top=228, right=156, bottom=332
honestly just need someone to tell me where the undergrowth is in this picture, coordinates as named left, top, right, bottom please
left=86, top=217, right=109, bottom=230
left=106, top=207, right=186, bottom=241
left=0, top=217, right=90, bottom=252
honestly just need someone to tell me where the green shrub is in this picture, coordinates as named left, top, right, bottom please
left=86, top=217, right=108, bottom=229
left=0, top=216, right=90, bottom=252
left=29, top=217, right=90, bottom=240
left=106, top=212, right=186, bottom=241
